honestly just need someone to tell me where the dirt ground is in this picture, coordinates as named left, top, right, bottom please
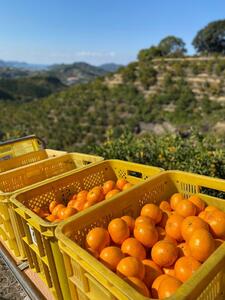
left=0, top=254, right=29, bottom=300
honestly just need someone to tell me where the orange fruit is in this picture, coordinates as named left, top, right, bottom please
left=45, top=214, right=58, bottom=222
left=116, top=178, right=128, bottom=190
left=143, top=259, right=163, bottom=287
left=188, top=195, right=205, bottom=214
left=74, top=197, right=88, bottom=211
left=108, top=218, right=130, bottom=244
left=151, top=274, right=171, bottom=299
left=86, top=227, right=110, bottom=252
left=189, top=228, right=215, bottom=262
left=58, top=207, right=66, bottom=220
left=49, top=200, right=60, bottom=213
left=67, top=199, right=77, bottom=208
left=174, top=256, right=201, bottom=283
left=181, top=216, right=209, bottom=242
left=175, top=199, right=197, bottom=217
left=121, top=238, right=146, bottom=260
left=162, top=265, right=176, bottom=277
left=122, top=183, right=133, bottom=191
left=61, top=207, right=77, bottom=220
left=135, top=215, right=155, bottom=227
left=198, top=210, right=209, bottom=221
left=206, top=210, right=225, bottom=239
left=83, top=201, right=94, bottom=209
left=105, top=189, right=120, bottom=199
left=134, top=224, right=158, bottom=248
left=121, top=215, right=135, bottom=232
left=77, top=190, right=88, bottom=200
left=205, top=206, right=219, bottom=213
left=141, top=203, right=162, bottom=224
left=52, top=204, right=65, bottom=217
left=102, top=180, right=116, bottom=195
left=87, top=186, right=104, bottom=203
left=158, top=275, right=182, bottom=299
left=170, top=193, right=183, bottom=210
left=158, top=211, right=171, bottom=228
left=159, top=201, right=172, bottom=212
left=165, top=214, right=184, bottom=242
left=116, top=256, right=145, bottom=280
left=151, top=240, right=178, bottom=267
left=164, top=234, right=178, bottom=245
left=177, top=242, right=191, bottom=257
left=156, top=226, right=166, bottom=240
left=125, top=277, right=150, bottom=297
left=99, top=246, right=124, bottom=271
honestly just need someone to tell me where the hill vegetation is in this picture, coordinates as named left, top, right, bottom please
left=0, top=19, right=225, bottom=178
left=0, top=76, right=65, bottom=102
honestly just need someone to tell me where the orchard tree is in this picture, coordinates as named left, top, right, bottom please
left=192, top=20, right=225, bottom=54
left=158, top=36, right=187, bottom=57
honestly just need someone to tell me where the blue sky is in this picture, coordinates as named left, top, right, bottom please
left=0, top=0, right=224, bottom=65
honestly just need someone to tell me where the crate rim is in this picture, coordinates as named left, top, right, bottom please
left=56, top=169, right=225, bottom=236
left=55, top=170, right=225, bottom=300
left=10, top=160, right=162, bottom=231
left=1, top=152, right=103, bottom=197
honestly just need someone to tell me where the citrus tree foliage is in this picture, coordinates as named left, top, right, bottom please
left=91, top=132, right=225, bottom=179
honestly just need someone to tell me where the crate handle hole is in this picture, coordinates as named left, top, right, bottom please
left=127, top=170, right=143, bottom=179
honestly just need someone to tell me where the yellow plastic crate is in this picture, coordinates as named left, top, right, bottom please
left=0, top=135, right=45, bottom=160
left=0, top=151, right=102, bottom=261
left=56, top=170, right=225, bottom=300
left=0, top=149, right=48, bottom=173
left=10, top=160, right=162, bottom=300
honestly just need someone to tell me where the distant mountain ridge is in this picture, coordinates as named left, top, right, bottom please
left=47, top=62, right=107, bottom=85
left=99, top=63, right=123, bottom=72
left=0, top=59, right=48, bottom=70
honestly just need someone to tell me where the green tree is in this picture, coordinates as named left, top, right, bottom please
left=137, top=46, right=162, bottom=62
left=192, top=20, right=225, bottom=54
left=158, top=36, right=187, bottom=57
left=138, top=64, right=157, bottom=88
left=120, top=62, right=138, bottom=82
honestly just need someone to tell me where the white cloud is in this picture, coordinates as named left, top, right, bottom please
left=75, top=51, right=116, bottom=58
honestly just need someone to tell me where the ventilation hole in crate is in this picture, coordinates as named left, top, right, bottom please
left=139, top=183, right=165, bottom=208
left=117, top=169, right=126, bottom=179
left=180, top=182, right=198, bottom=198
left=83, top=171, right=105, bottom=190
left=196, top=271, right=223, bottom=300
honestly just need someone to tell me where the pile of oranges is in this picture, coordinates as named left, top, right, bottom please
left=32, top=178, right=133, bottom=223
left=85, top=193, right=225, bottom=299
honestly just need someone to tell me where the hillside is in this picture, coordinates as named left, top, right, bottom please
left=0, top=76, right=65, bottom=102
left=46, top=62, right=108, bottom=85
left=0, top=46, right=224, bottom=150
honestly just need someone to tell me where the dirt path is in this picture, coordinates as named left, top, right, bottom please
left=0, top=254, right=29, bottom=300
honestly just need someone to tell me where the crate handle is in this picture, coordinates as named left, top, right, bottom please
left=127, top=170, right=143, bottom=179
left=0, top=135, right=46, bottom=149
left=82, top=160, right=92, bottom=165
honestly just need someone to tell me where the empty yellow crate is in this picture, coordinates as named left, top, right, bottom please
left=0, top=135, right=45, bottom=160
left=0, top=151, right=102, bottom=261
left=10, top=160, right=162, bottom=300
left=56, top=171, right=225, bottom=300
